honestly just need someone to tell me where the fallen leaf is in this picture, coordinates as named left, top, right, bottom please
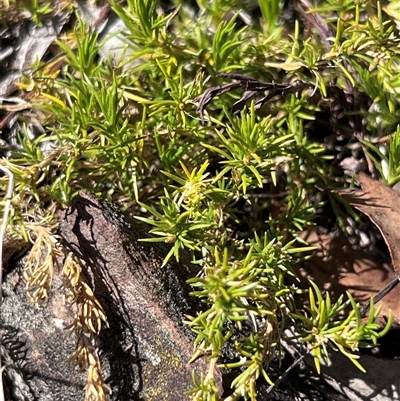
left=295, top=228, right=400, bottom=326
left=383, top=3, right=400, bottom=30
left=340, top=172, right=400, bottom=275
left=294, top=173, right=400, bottom=327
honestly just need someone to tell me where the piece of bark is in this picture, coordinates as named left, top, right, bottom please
left=2, top=191, right=221, bottom=400
left=2, top=272, right=86, bottom=401
left=57, top=191, right=221, bottom=400
left=0, top=11, right=70, bottom=98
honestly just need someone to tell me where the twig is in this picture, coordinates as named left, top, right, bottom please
left=195, top=73, right=310, bottom=124
left=0, top=97, right=32, bottom=112
left=0, top=163, right=15, bottom=401
left=264, top=352, right=308, bottom=398
left=359, top=276, right=400, bottom=317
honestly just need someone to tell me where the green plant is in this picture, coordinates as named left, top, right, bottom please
left=1, top=0, right=400, bottom=400
left=0, top=0, right=72, bottom=24
left=291, top=281, right=392, bottom=374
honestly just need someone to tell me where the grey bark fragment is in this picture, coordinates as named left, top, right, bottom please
left=0, top=12, right=70, bottom=97
left=2, top=273, right=86, bottom=401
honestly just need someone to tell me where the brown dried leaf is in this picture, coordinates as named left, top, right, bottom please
left=295, top=173, right=400, bottom=326
left=295, top=229, right=400, bottom=326
left=340, top=172, right=400, bottom=275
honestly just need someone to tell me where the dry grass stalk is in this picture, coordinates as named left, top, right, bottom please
left=23, top=225, right=61, bottom=305
left=61, top=254, right=110, bottom=401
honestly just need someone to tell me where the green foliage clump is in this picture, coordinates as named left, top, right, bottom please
left=1, top=0, right=400, bottom=399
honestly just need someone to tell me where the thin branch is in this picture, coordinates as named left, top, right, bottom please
left=264, top=352, right=308, bottom=398
left=359, top=277, right=400, bottom=317
left=195, top=74, right=310, bottom=123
